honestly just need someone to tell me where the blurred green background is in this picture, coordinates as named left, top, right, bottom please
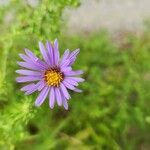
left=0, top=0, right=150, bottom=150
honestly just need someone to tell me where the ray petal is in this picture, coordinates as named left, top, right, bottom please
left=35, top=86, right=49, bottom=106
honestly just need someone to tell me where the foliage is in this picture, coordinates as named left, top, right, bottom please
left=0, top=0, right=79, bottom=149
left=0, top=0, right=150, bottom=150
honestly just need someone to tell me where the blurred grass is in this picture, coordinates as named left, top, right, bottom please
left=0, top=0, right=150, bottom=150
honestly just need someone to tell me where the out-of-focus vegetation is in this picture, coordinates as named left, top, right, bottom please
left=0, top=0, right=150, bottom=150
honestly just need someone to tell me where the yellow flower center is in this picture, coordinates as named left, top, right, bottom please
left=44, top=69, right=63, bottom=87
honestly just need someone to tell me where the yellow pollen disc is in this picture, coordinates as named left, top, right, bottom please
left=44, top=69, right=63, bottom=86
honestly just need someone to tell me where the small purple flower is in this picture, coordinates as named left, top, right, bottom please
left=16, top=39, right=84, bottom=110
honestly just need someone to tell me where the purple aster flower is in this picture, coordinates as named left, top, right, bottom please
left=16, top=39, right=84, bottom=110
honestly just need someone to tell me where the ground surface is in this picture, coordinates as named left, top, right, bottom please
left=65, top=0, right=150, bottom=34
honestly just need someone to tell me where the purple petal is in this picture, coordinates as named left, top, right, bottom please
left=24, top=49, right=48, bottom=69
left=37, top=80, right=45, bottom=91
left=54, top=39, right=58, bottom=51
left=24, top=48, right=38, bottom=61
left=17, top=61, right=43, bottom=71
left=49, top=87, right=55, bottom=109
left=69, top=57, right=77, bottom=65
left=68, top=49, right=80, bottom=65
left=64, top=70, right=84, bottom=76
left=62, top=95, right=68, bottom=110
left=55, top=87, right=62, bottom=106
left=36, top=59, right=49, bottom=69
left=46, top=41, right=54, bottom=65
left=20, top=83, right=35, bottom=92
left=60, top=49, right=70, bottom=66
left=60, top=59, right=70, bottom=68
left=19, top=58, right=46, bottom=70
left=16, top=76, right=42, bottom=83
left=16, top=69, right=42, bottom=76
left=67, top=77, right=85, bottom=82
left=19, top=54, right=30, bottom=62
left=64, top=78, right=78, bottom=86
left=69, top=48, right=80, bottom=60
left=61, top=66, right=72, bottom=72
left=73, top=88, right=82, bottom=93
left=60, top=83, right=70, bottom=100
left=53, top=39, right=59, bottom=65
left=25, top=80, right=45, bottom=95
left=35, top=86, right=49, bottom=106
left=62, top=80, right=75, bottom=90
left=39, top=41, right=50, bottom=65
